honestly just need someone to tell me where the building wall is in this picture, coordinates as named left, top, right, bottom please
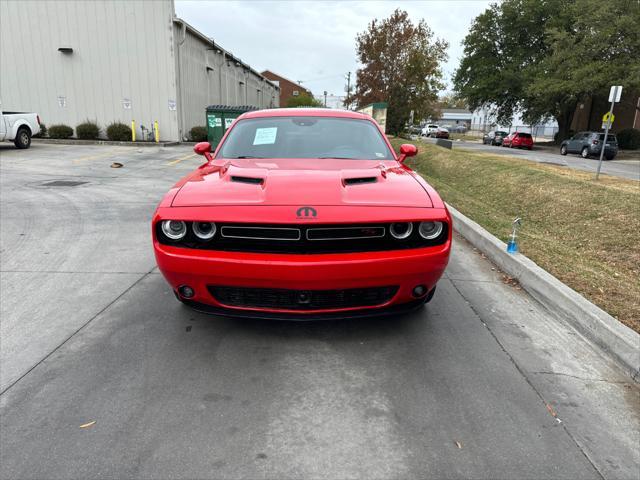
left=571, top=91, right=640, bottom=133
left=261, top=70, right=311, bottom=107
left=0, top=0, right=180, bottom=140
left=173, top=22, right=279, bottom=139
left=0, top=0, right=279, bottom=141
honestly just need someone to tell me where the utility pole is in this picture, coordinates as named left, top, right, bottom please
left=345, top=71, right=351, bottom=110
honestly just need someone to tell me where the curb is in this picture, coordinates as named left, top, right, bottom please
left=447, top=203, right=640, bottom=381
left=32, top=138, right=180, bottom=147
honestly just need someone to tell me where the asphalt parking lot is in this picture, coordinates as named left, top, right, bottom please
left=423, top=138, right=640, bottom=181
left=1, top=142, right=638, bottom=479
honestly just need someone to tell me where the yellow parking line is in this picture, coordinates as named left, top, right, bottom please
left=167, top=153, right=196, bottom=166
left=72, top=149, right=121, bottom=164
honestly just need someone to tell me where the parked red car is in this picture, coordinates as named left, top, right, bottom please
left=502, top=132, right=533, bottom=149
left=434, top=127, right=450, bottom=139
left=153, top=108, right=451, bottom=319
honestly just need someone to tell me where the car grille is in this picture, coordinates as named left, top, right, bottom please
left=162, top=222, right=448, bottom=254
left=208, top=285, right=399, bottom=310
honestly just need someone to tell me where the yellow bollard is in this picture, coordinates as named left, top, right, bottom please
left=131, top=120, right=136, bottom=142
left=154, top=121, right=159, bottom=143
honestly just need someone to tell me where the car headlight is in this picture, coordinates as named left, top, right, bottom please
left=193, top=221, right=216, bottom=240
left=389, top=222, right=413, bottom=239
left=419, top=221, right=444, bottom=240
left=161, top=220, right=187, bottom=240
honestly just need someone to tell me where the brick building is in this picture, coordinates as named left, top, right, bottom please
left=571, top=90, right=640, bottom=132
left=261, top=70, right=312, bottom=107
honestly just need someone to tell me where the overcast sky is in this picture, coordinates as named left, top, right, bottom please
left=175, top=1, right=493, bottom=96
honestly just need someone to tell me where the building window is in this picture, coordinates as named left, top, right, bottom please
left=292, top=90, right=299, bottom=96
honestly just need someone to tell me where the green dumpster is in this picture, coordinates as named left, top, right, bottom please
left=206, top=105, right=258, bottom=149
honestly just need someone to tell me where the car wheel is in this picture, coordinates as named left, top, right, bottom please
left=605, top=155, right=615, bottom=161
left=527, top=146, right=532, bottom=150
left=14, top=127, right=31, bottom=149
left=581, top=147, right=590, bottom=159
left=510, top=143, right=515, bottom=148
left=560, top=145, right=567, bottom=155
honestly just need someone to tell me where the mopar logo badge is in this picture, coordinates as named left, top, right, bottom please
left=296, top=206, right=317, bottom=219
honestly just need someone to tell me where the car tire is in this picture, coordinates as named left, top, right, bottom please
left=605, top=155, right=615, bottom=161
left=14, top=127, right=31, bottom=149
left=560, top=145, right=567, bottom=155
left=581, top=147, right=590, bottom=159
left=527, top=146, right=532, bottom=150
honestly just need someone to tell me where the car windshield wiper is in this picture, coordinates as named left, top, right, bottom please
left=232, top=155, right=265, bottom=159
left=318, top=156, right=358, bottom=159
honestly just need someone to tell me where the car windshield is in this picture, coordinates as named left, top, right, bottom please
left=218, top=116, right=394, bottom=160
left=519, top=133, right=532, bottom=138
left=496, top=131, right=508, bottom=136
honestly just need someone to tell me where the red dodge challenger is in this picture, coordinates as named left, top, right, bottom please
left=153, top=108, right=452, bottom=319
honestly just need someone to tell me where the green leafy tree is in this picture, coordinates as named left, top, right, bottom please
left=454, top=0, right=640, bottom=141
left=354, top=9, right=448, bottom=135
left=286, top=93, right=323, bottom=108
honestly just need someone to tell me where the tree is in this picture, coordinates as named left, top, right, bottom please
left=354, top=9, right=448, bottom=135
left=438, top=93, right=468, bottom=109
left=454, top=0, right=640, bottom=141
left=286, top=93, right=323, bottom=108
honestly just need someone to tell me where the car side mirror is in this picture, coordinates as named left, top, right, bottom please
left=398, top=143, right=417, bottom=163
left=194, top=141, right=212, bottom=161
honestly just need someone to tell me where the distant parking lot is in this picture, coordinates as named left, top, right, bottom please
left=426, top=138, right=640, bottom=181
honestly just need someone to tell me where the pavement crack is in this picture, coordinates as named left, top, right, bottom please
left=449, top=278, right=607, bottom=480
left=0, top=268, right=155, bottom=397
left=531, top=371, right=634, bottom=385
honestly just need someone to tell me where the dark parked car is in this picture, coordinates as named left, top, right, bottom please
left=483, top=130, right=509, bottom=145
left=560, top=132, right=618, bottom=160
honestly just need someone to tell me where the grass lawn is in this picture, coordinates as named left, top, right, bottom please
left=390, top=138, right=640, bottom=332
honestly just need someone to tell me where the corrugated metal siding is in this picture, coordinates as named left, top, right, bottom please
left=1, top=0, right=180, bottom=140
left=174, top=23, right=279, bottom=138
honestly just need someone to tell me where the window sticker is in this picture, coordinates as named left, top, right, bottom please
left=253, top=127, right=278, bottom=145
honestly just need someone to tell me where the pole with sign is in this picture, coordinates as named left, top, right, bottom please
left=595, top=85, right=622, bottom=180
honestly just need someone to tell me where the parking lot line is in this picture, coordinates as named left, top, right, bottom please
left=72, top=149, right=123, bottom=164
left=167, top=153, right=196, bottom=165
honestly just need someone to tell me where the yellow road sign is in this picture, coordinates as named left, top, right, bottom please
left=602, top=111, right=615, bottom=124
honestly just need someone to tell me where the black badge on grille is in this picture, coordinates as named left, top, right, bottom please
left=296, top=206, right=317, bottom=219
left=297, top=291, right=312, bottom=304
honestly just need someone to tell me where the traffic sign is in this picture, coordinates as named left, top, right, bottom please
left=608, top=85, right=622, bottom=103
left=601, top=111, right=615, bottom=129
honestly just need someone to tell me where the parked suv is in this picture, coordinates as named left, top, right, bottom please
left=560, top=132, right=618, bottom=160
left=483, top=130, right=509, bottom=146
left=502, top=132, right=533, bottom=149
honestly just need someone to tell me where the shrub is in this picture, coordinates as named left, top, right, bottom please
left=616, top=128, right=640, bottom=150
left=106, top=122, right=132, bottom=141
left=76, top=121, right=100, bottom=140
left=34, top=123, right=47, bottom=138
left=189, top=126, right=208, bottom=142
left=48, top=124, right=73, bottom=139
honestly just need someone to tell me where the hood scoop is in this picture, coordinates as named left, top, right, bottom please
left=231, top=175, right=264, bottom=185
left=343, top=176, right=378, bottom=186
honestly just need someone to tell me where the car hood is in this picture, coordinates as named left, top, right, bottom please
left=171, top=159, right=432, bottom=208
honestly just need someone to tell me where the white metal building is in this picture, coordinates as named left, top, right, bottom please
left=0, top=0, right=279, bottom=141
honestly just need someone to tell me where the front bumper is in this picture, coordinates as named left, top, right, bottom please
left=154, top=242, right=450, bottom=316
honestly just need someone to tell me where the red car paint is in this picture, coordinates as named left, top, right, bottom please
left=153, top=108, right=451, bottom=318
left=502, top=132, right=533, bottom=149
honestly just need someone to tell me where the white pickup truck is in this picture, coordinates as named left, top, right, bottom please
left=0, top=107, right=41, bottom=149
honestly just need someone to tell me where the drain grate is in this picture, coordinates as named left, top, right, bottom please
left=41, top=180, right=88, bottom=187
